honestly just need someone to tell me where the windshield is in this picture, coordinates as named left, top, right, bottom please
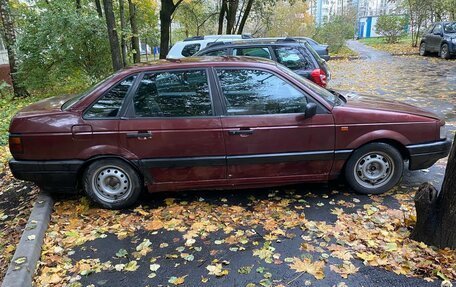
left=277, top=64, right=337, bottom=105
left=443, top=22, right=456, bottom=33
left=62, top=73, right=117, bottom=110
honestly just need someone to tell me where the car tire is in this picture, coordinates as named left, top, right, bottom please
left=419, top=42, right=428, bottom=56
left=440, top=44, right=450, bottom=59
left=344, top=143, right=403, bottom=195
left=83, top=159, right=142, bottom=209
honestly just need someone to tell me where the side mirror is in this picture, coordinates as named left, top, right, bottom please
left=304, top=102, right=317, bottom=119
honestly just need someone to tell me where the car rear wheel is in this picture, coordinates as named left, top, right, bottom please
left=440, top=44, right=450, bottom=59
left=345, top=143, right=403, bottom=194
left=83, top=159, right=142, bottom=209
left=419, top=42, right=428, bottom=56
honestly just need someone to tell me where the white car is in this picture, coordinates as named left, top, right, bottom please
left=167, top=34, right=252, bottom=59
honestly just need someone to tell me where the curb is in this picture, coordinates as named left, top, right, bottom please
left=1, top=192, right=53, bottom=287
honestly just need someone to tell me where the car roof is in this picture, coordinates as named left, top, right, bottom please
left=120, top=56, right=279, bottom=74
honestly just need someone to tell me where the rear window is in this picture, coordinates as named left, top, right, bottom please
left=273, top=46, right=314, bottom=70
left=181, top=43, right=201, bottom=57
left=233, top=47, right=272, bottom=59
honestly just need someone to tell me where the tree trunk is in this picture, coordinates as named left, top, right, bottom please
left=218, top=0, right=227, bottom=34
left=119, top=0, right=127, bottom=67
left=76, top=0, right=81, bottom=10
left=411, top=134, right=456, bottom=248
left=159, top=0, right=183, bottom=59
left=103, top=0, right=123, bottom=71
left=0, top=0, right=29, bottom=97
left=237, top=0, right=253, bottom=34
left=225, top=0, right=239, bottom=34
left=128, top=0, right=140, bottom=63
left=95, top=0, right=103, bottom=17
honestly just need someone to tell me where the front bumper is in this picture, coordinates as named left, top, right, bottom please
left=9, top=159, right=83, bottom=193
left=406, top=139, right=452, bottom=170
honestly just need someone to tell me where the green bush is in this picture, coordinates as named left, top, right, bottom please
left=17, top=1, right=112, bottom=95
left=375, top=15, right=408, bottom=44
left=313, top=15, right=355, bottom=53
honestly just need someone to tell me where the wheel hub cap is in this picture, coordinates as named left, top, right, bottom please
left=355, top=152, right=394, bottom=188
left=93, top=167, right=130, bottom=202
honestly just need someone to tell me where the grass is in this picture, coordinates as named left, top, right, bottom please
left=330, top=45, right=358, bottom=58
left=359, top=36, right=418, bottom=55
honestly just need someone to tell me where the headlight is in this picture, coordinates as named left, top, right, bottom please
left=440, top=125, right=447, bottom=139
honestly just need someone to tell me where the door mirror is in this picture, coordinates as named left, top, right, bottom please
left=304, top=102, right=317, bottom=119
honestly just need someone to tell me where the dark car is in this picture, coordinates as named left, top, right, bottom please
left=420, top=21, right=456, bottom=59
left=9, top=57, right=450, bottom=209
left=296, top=37, right=330, bottom=61
left=194, top=37, right=331, bottom=87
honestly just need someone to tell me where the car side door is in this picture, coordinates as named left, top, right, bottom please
left=118, top=68, right=227, bottom=192
left=430, top=23, right=443, bottom=52
left=213, top=67, right=335, bottom=185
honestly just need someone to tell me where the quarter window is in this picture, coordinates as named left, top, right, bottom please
left=233, top=47, right=272, bottom=59
left=216, top=69, right=307, bottom=115
left=85, top=75, right=136, bottom=118
left=273, top=47, right=313, bottom=70
left=133, top=70, right=213, bottom=117
left=181, top=43, right=201, bottom=57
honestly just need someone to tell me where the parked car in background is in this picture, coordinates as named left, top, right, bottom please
left=9, top=57, right=450, bottom=209
left=296, top=37, right=330, bottom=61
left=420, top=21, right=456, bottom=59
left=167, top=34, right=253, bottom=59
left=194, top=37, right=331, bottom=87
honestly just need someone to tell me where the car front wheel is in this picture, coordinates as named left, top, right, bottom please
left=440, top=44, right=450, bottom=59
left=83, top=159, right=142, bottom=209
left=419, top=42, right=428, bottom=56
left=345, top=143, right=403, bottom=194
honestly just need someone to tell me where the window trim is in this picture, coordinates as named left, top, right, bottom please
left=82, top=74, right=140, bottom=120
left=123, top=68, right=219, bottom=119
left=212, top=66, right=327, bottom=117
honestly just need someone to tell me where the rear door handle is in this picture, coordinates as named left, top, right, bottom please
left=126, top=131, right=152, bottom=139
left=228, top=129, right=254, bottom=136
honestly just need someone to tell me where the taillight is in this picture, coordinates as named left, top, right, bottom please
left=9, top=136, right=23, bottom=154
left=310, top=69, right=327, bottom=87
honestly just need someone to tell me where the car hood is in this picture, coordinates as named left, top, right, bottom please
left=16, top=94, right=76, bottom=116
left=340, top=92, right=440, bottom=120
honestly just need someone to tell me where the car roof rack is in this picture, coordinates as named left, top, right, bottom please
left=184, top=36, right=205, bottom=42
left=276, top=37, right=298, bottom=43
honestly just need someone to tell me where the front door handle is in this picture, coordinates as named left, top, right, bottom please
left=126, top=131, right=152, bottom=139
left=228, top=129, right=254, bottom=136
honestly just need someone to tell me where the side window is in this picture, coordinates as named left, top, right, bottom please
left=433, top=24, right=442, bottom=34
left=133, top=70, right=213, bottom=117
left=233, top=47, right=272, bottom=59
left=181, top=44, right=201, bottom=57
left=274, top=47, right=314, bottom=70
left=203, top=49, right=229, bottom=56
left=216, top=69, right=307, bottom=116
left=85, top=75, right=136, bottom=118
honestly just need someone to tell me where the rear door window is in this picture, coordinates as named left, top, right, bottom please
left=181, top=43, right=201, bottom=57
left=133, top=70, right=213, bottom=117
left=273, top=46, right=314, bottom=70
left=202, top=49, right=229, bottom=56
left=233, top=47, right=272, bottom=59
left=85, top=75, right=136, bottom=118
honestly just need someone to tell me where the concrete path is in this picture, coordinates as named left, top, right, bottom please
left=346, top=40, right=391, bottom=60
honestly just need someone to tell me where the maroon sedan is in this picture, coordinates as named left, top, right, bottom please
left=8, top=57, right=451, bottom=209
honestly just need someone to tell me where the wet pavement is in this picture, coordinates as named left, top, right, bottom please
left=33, top=48, right=456, bottom=287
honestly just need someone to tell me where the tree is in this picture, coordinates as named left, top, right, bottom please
left=225, top=0, right=239, bottom=34
left=119, top=0, right=128, bottom=66
left=376, top=15, right=407, bottom=44
left=405, top=0, right=433, bottom=47
left=237, top=0, right=253, bottom=34
left=411, top=135, right=456, bottom=249
left=103, top=0, right=123, bottom=70
left=160, top=0, right=184, bottom=59
left=218, top=0, right=227, bottom=34
left=17, top=0, right=111, bottom=93
left=0, top=0, right=29, bottom=97
left=174, top=0, right=218, bottom=37
left=263, top=0, right=314, bottom=37
left=129, top=0, right=141, bottom=63
left=95, top=0, right=103, bottom=17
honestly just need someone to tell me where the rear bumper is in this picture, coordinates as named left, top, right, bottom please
left=406, top=139, right=452, bottom=170
left=9, top=159, right=83, bottom=192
